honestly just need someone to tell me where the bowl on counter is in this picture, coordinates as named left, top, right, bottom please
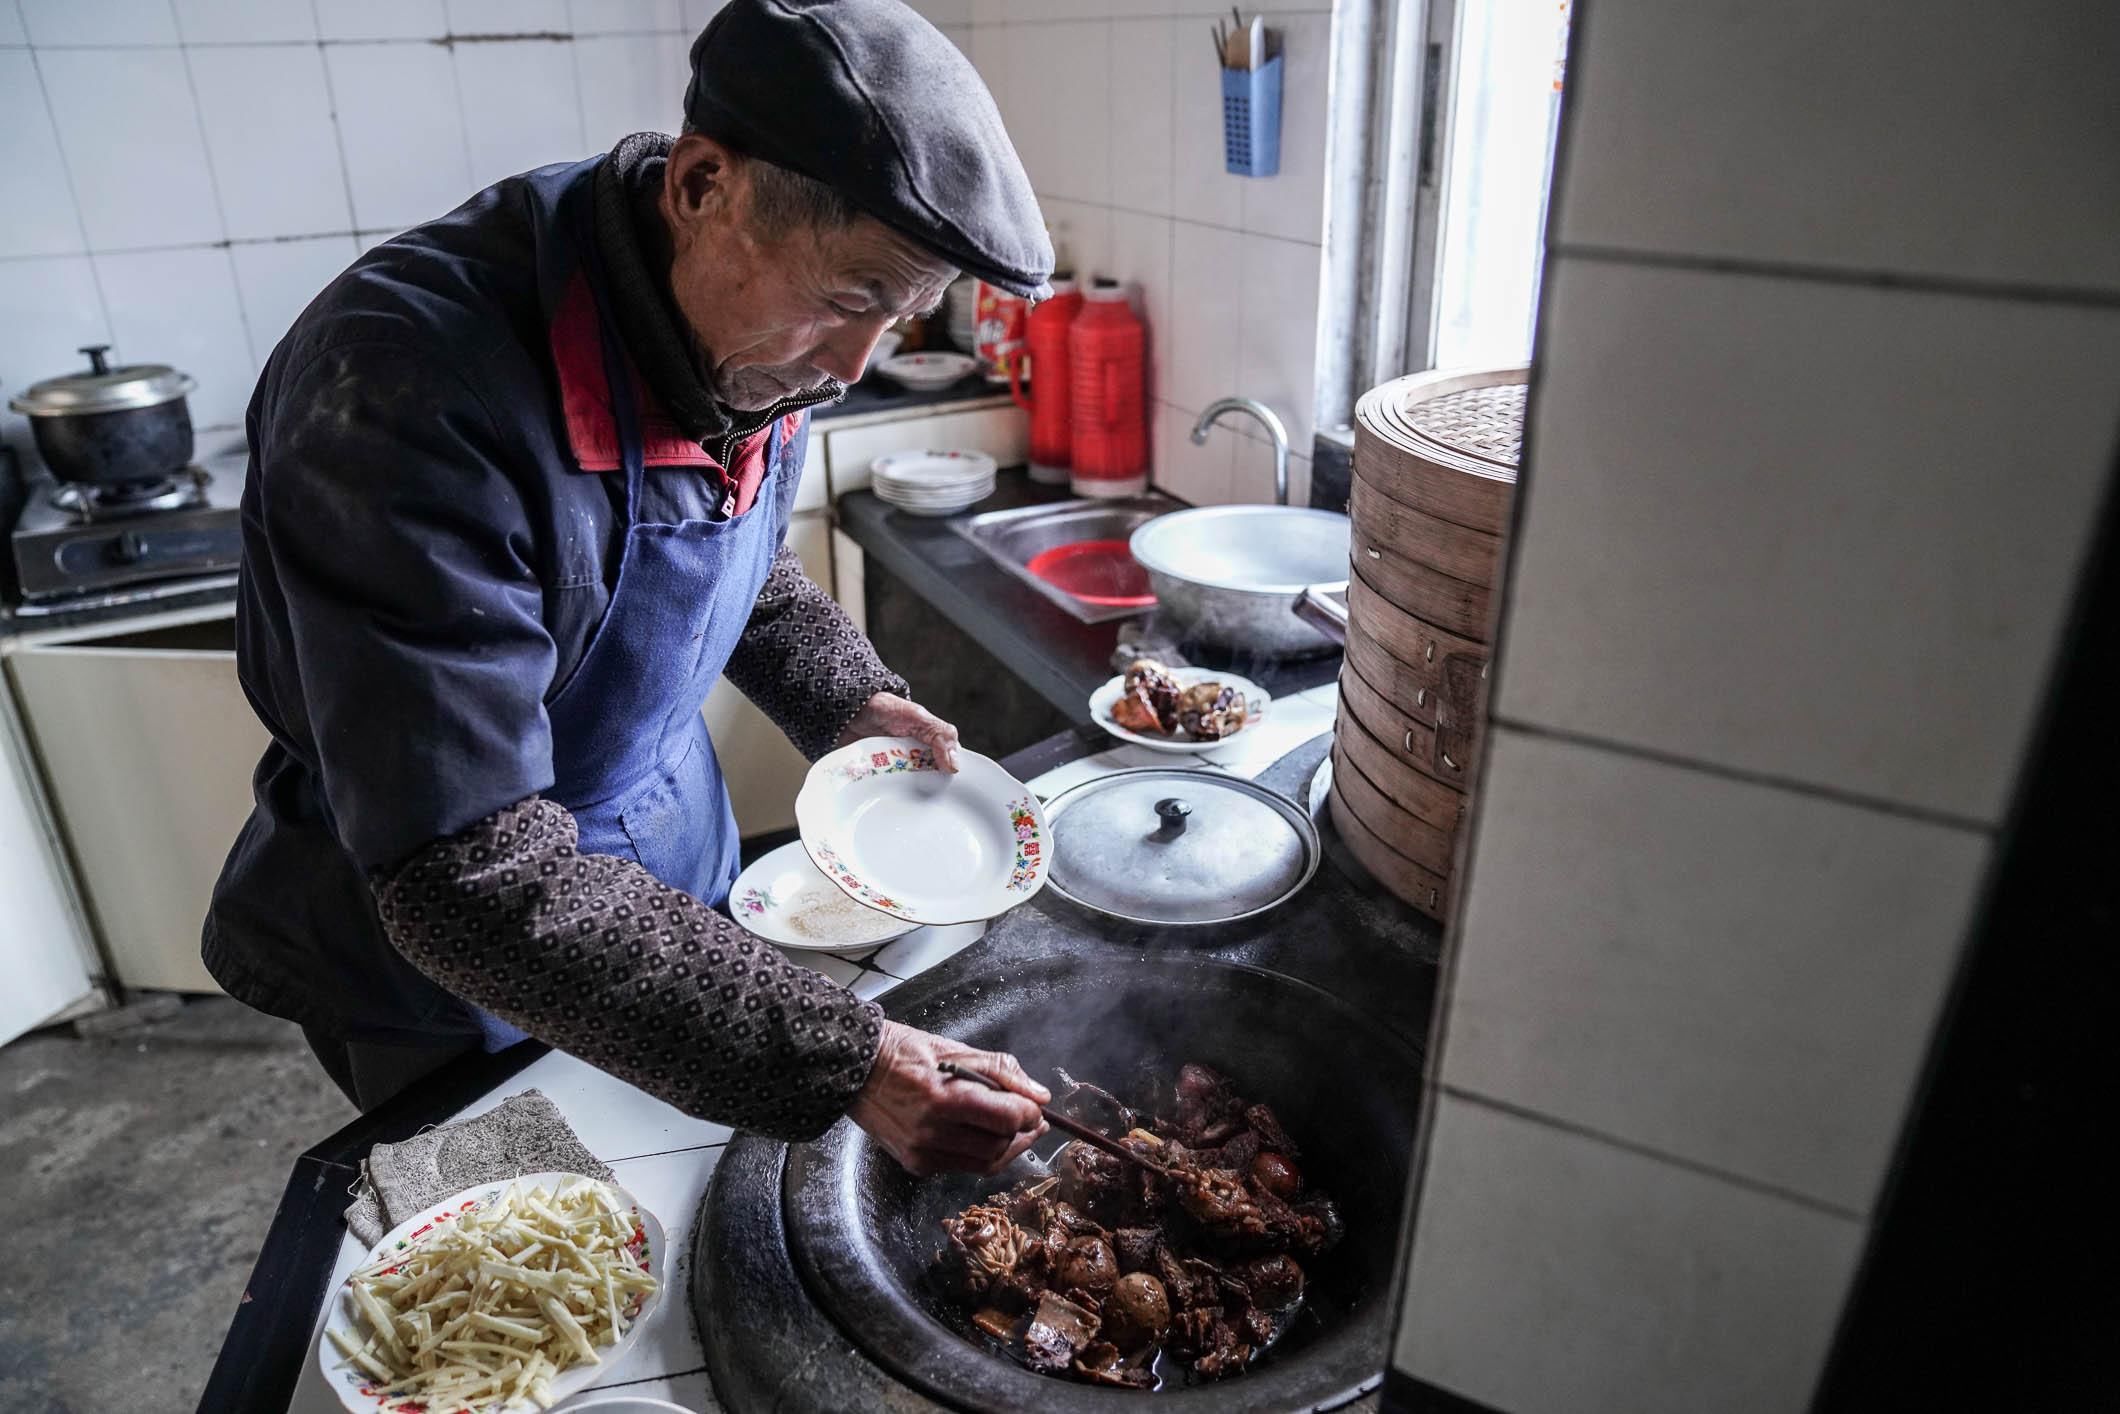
left=1129, top=505, right=1352, bottom=657
left=873, top=352, right=979, bottom=392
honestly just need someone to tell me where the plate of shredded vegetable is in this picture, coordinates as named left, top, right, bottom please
left=316, top=1172, right=664, bottom=1413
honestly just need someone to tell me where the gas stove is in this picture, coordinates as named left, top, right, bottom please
left=7, top=458, right=243, bottom=606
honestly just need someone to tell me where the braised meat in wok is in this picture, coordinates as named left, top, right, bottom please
left=1109, top=659, right=1249, bottom=741
left=933, top=1063, right=1343, bottom=1390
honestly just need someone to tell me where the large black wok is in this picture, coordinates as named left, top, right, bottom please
left=775, top=952, right=1421, bottom=1412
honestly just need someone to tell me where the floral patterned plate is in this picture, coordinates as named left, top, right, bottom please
left=728, top=840, right=918, bottom=951
left=794, top=736, right=1051, bottom=926
left=315, top=1171, right=665, bottom=1414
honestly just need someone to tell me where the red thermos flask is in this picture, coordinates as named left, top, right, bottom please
left=1008, top=275, right=1081, bottom=484
left=1067, top=279, right=1148, bottom=498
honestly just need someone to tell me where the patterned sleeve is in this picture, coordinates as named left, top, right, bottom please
left=372, top=796, right=884, bottom=1141
left=723, top=544, right=907, bottom=760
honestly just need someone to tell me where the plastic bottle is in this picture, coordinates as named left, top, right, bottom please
left=1010, top=274, right=1083, bottom=484
left=1066, top=279, right=1148, bottom=499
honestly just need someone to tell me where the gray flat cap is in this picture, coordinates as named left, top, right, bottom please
left=684, top=0, right=1054, bottom=299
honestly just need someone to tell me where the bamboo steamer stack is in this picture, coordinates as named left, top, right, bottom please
left=1335, top=367, right=1526, bottom=921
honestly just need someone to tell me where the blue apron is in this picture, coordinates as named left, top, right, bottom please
left=471, top=234, right=795, bottom=1051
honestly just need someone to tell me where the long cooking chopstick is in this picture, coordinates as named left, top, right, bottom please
left=937, top=1060, right=1174, bottom=1178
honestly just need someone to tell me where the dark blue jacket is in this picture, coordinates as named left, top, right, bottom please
left=202, top=157, right=809, bottom=1042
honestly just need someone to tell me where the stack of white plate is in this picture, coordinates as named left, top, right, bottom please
left=871, top=449, right=998, bottom=517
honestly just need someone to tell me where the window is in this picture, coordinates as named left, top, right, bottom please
left=1317, top=0, right=1571, bottom=430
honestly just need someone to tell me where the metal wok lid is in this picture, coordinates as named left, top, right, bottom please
left=1044, top=767, right=1320, bottom=925
left=7, top=345, right=194, bottom=417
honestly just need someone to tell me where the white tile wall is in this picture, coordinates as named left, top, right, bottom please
left=903, top=0, right=975, bottom=23
left=1153, top=398, right=1233, bottom=506
left=1169, top=12, right=1245, bottom=228
left=94, top=246, right=257, bottom=426
left=455, top=38, right=587, bottom=189
left=314, top=0, right=449, bottom=42
left=1233, top=429, right=1308, bottom=508
left=680, top=0, right=725, bottom=30
left=39, top=47, right=224, bottom=249
left=1556, top=0, right=2120, bottom=296
left=1037, top=197, right=1112, bottom=286
left=188, top=45, right=353, bottom=239
left=1164, top=219, right=1242, bottom=412
left=1398, top=1095, right=1865, bottom=1414
left=1500, top=258, right=2120, bottom=824
left=569, top=0, right=682, bottom=35
left=230, top=236, right=358, bottom=364
left=173, top=0, right=319, bottom=44
left=576, top=33, right=691, bottom=146
left=1397, top=1, right=2120, bottom=1407
left=1445, top=727, right=1987, bottom=1213
left=1237, top=231, right=1321, bottom=446
left=0, top=0, right=703, bottom=455
left=326, top=41, right=473, bottom=231
left=969, top=4, right=1331, bottom=506
left=18, top=0, right=180, bottom=47
left=1106, top=17, right=1173, bottom=215
left=1238, top=8, right=1329, bottom=245
left=0, top=51, right=82, bottom=257
left=1006, top=21, right=1110, bottom=203
left=0, top=256, right=108, bottom=446
left=446, top=0, right=570, bottom=31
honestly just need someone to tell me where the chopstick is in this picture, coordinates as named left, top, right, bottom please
left=937, top=1061, right=1175, bottom=1178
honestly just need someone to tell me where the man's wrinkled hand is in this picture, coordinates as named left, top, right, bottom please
left=839, top=691, right=963, bottom=773
left=848, top=1020, right=1049, bottom=1176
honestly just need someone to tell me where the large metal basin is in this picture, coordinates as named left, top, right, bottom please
left=1130, top=506, right=1352, bottom=657
left=951, top=495, right=1184, bottom=623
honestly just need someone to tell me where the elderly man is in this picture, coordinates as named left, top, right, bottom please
left=202, top=0, right=1052, bottom=1177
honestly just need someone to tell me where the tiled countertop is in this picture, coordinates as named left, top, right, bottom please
left=246, top=689, right=1345, bottom=1412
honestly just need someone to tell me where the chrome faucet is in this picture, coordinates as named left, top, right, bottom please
left=1190, top=397, right=1291, bottom=505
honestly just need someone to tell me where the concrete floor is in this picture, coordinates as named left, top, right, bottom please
left=0, top=997, right=354, bottom=1414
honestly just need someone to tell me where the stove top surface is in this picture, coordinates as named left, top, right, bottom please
left=8, top=456, right=244, bottom=603
left=692, top=737, right=1435, bottom=1413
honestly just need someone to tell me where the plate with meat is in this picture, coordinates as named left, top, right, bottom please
left=931, top=1063, right=1343, bottom=1392
left=1089, top=659, right=1268, bottom=754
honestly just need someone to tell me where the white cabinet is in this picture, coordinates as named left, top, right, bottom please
left=0, top=685, right=101, bottom=1042
left=7, top=616, right=257, bottom=994
left=819, top=400, right=1026, bottom=499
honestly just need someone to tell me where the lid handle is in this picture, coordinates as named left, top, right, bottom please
left=78, top=344, right=111, bottom=375
left=1152, top=797, right=1192, bottom=839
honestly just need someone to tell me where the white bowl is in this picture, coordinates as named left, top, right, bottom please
left=872, top=448, right=998, bottom=489
left=1088, top=667, right=1271, bottom=754
left=796, top=736, right=1050, bottom=926
left=874, top=352, right=979, bottom=391
left=316, top=1173, right=666, bottom=1414
left=876, top=488, right=995, bottom=518
left=729, top=840, right=917, bottom=950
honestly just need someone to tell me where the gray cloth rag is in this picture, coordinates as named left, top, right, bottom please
left=345, top=1089, right=614, bottom=1247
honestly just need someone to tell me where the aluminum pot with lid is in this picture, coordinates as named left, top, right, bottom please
left=7, top=345, right=196, bottom=485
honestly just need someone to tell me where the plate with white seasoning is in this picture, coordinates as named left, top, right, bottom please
left=316, top=1172, right=665, bottom=1413
left=729, top=839, right=919, bottom=951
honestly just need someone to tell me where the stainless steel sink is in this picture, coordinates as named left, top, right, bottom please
left=950, top=494, right=1186, bottom=622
